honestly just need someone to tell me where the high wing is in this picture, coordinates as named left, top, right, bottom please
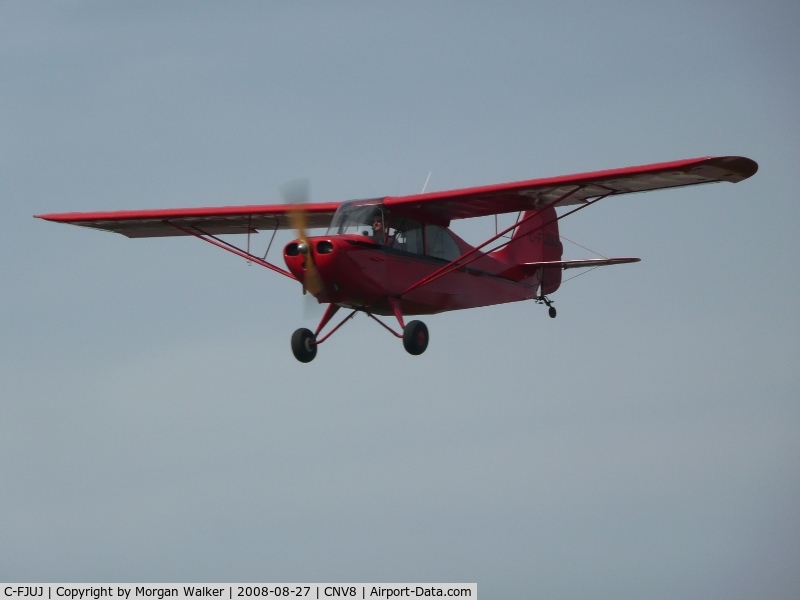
left=36, top=156, right=757, bottom=237
left=384, top=156, right=757, bottom=225
left=35, top=201, right=342, bottom=238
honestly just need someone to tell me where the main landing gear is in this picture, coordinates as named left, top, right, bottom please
left=290, top=301, right=429, bottom=363
left=290, top=328, right=317, bottom=363
left=402, top=320, right=429, bottom=355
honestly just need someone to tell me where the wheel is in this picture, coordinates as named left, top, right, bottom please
left=291, top=328, right=317, bottom=363
left=548, top=306, right=557, bottom=319
left=403, top=320, right=429, bottom=355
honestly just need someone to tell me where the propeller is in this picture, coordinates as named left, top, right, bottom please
left=281, top=179, right=324, bottom=298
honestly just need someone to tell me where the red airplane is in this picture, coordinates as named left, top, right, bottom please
left=37, top=156, right=757, bottom=362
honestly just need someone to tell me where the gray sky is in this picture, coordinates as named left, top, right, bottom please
left=2, top=1, right=799, bottom=597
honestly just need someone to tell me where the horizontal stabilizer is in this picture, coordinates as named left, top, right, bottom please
left=500, top=257, right=639, bottom=280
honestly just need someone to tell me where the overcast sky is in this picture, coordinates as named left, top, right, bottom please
left=2, top=1, right=799, bottom=597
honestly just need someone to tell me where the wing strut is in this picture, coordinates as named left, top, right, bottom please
left=168, top=222, right=296, bottom=280
left=400, top=187, right=609, bottom=296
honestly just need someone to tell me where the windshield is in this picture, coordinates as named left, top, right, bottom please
left=329, top=200, right=385, bottom=237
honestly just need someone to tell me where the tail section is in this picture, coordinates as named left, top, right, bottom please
left=493, top=207, right=563, bottom=294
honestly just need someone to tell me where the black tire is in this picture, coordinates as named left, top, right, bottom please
left=291, top=328, right=317, bottom=363
left=402, top=320, right=429, bottom=356
left=548, top=306, right=557, bottom=319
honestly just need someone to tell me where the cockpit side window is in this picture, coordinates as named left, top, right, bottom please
left=424, top=225, right=461, bottom=261
left=386, top=215, right=423, bottom=254
left=329, top=204, right=459, bottom=260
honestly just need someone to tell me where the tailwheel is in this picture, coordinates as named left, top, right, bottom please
left=291, top=328, right=317, bottom=363
left=403, top=320, right=429, bottom=356
left=536, top=295, right=557, bottom=318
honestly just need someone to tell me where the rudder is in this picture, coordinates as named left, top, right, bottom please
left=492, top=207, right=563, bottom=294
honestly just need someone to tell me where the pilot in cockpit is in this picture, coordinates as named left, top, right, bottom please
left=368, top=210, right=384, bottom=244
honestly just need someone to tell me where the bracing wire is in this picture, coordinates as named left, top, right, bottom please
left=561, top=265, right=602, bottom=285
left=559, top=234, right=608, bottom=259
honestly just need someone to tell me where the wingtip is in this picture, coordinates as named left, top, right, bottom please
left=707, top=156, right=759, bottom=182
left=34, top=213, right=70, bottom=222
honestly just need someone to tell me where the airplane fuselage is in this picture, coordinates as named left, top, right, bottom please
left=283, top=233, right=539, bottom=316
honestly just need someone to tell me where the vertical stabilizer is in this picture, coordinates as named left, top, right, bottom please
left=492, top=207, right=563, bottom=294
